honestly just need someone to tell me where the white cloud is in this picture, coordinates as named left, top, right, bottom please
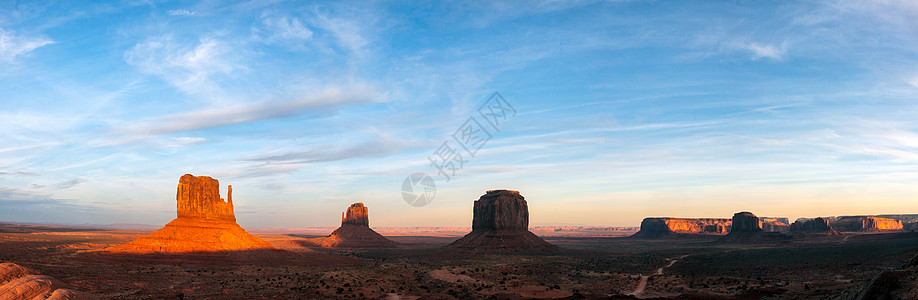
left=119, top=86, right=385, bottom=136
left=739, top=42, right=786, bottom=61
left=168, top=9, right=198, bottom=16
left=0, top=28, right=53, bottom=63
left=263, top=16, right=313, bottom=41
left=124, top=36, right=242, bottom=97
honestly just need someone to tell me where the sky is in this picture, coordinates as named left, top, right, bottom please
left=1, top=1, right=918, bottom=228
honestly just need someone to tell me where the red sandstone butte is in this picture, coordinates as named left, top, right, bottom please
left=309, top=203, right=398, bottom=248
left=106, top=174, right=273, bottom=253
left=631, top=217, right=732, bottom=238
left=832, top=216, right=903, bottom=232
left=447, top=190, right=557, bottom=253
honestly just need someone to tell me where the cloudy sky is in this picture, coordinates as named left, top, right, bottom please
left=1, top=1, right=917, bottom=228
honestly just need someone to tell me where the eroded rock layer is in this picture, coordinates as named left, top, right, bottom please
left=832, top=216, right=903, bottom=232
left=632, top=218, right=732, bottom=238
left=447, top=190, right=557, bottom=252
left=0, top=262, right=97, bottom=300
left=719, top=212, right=791, bottom=243
left=789, top=217, right=841, bottom=235
left=107, top=174, right=273, bottom=253
left=309, top=203, right=397, bottom=248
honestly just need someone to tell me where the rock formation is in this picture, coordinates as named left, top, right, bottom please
left=730, top=212, right=763, bottom=233
left=832, top=216, right=903, bottom=232
left=631, top=218, right=732, bottom=238
left=106, top=174, right=274, bottom=253
left=857, top=254, right=918, bottom=299
left=718, top=212, right=791, bottom=244
left=761, top=217, right=790, bottom=233
left=789, top=217, right=841, bottom=235
left=0, top=262, right=97, bottom=299
left=307, top=203, right=398, bottom=248
left=447, top=190, right=557, bottom=252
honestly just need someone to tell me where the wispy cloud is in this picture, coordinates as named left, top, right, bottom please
left=118, top=86, right=385, bottom=136
left=55, top=178, right=87, bottom=189
left=262, top=16, right=313, bottom=42
left=124, top=36, right=242, bottom=98
left=736, top=42, right=787, bottom=61
left=0, top=27, right=53, bottom=63
left=168, top=9, right=198, bottom=16
left=244, top=135, right=416, bottom=164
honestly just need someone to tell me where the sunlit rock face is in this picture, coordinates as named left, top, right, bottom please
left=448, top=190, right=557, bottom=252
left=106, top=174, right=273, bottom=253
left=832, top=216, right=903, bottom=232
left=175, top=174, right=235, bottom=221
left=341, top=203, right=369, bottom=226
left=310, top=203, right=397, bottom=248
left=0, top=262, right=98, bottom=300
left=632, top=218, right=732, bottom=238
left=789, top=217, right=841, bottom=235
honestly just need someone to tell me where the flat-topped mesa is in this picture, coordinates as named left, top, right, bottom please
left=832, top=216, right=903, bottom=232
left=789, top=217, right=840, bottom=235
left=176, top=174, right=235, bottom=222
left=730, top=211, right=763, bottom=233
left=341, top=202, right=369, bottom=227
left=447, top=190, right=557, bottom=253
left=632, top=217, right=732, bottom=238
left=472, top=190, right=528, bottom=230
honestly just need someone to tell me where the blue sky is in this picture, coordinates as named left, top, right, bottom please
left=1, top=1, right=917, bottom=228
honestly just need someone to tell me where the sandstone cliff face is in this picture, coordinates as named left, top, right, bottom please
left=632, top=218, right=731, bottom=238
left=789, top=217, right=840, bottom=235
left=176, top=174, right=235, bottom=221
left=341, top=203, right=369, bottom=226
left=832, top=216, right=903, bottom=232
left=448, top=190, right=557, bottom=252
left=0, top=262, right=97, bottom=300
left=730, top=212, right=763, bottom=233
left=762, top=221, right=790, bottom=233
left=309, top=202, right=397, bottom=248
left=472, top=190, right=528, bottom=230
left=107, top=174, right=273, bottom=253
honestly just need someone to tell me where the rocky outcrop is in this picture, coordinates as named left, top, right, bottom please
left=176, top=174, right=235, bottom=221
left=832, top=216, right=903, bottom=232
left=106, top=174, right=274, bottom=253
left=857, top=254, right=918, bottom=299
left=789, top=217, right=841, bottom=235
left=0, top=262, right=97, bottom=299
left=341, top=203, right=369, bottom=226
left=730, top=212, right=763, bottom=233
left=307, top=203, right=398, bottom=248
left=447, top=190, right=557, bottom=252
left=762, top=221, right=790, bottom=233
left=719, top=212, right=791, bottom=244
left=631, top=218, right=732, bottom=238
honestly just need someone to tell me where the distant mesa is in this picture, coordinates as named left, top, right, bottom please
left=761, top=217, right=790, bottom=233
left=447, top=190, right=558, bottom=253
left=0, top=262, right=98, bottom=299
left=105, top=174, right=274, bottom=253
left=832, top=216, right=903, bottom=232
left=631, top=217, right=731, bottom=238
left=789, top=217, right=841, bottom=235
left=718, top=211, right=791, bottom=244
left=306, top=203, right=398, bottom=248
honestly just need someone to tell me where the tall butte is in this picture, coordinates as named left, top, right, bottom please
left=308, top=203, right=397, bottom=248
left=447, top=190, right=557, bottom=253
left=107, top=174, right=273, bottom=253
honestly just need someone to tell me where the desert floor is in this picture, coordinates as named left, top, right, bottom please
left=2, top=223, right=916, bottom=299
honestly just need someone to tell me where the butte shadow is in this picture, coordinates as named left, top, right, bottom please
left=302, top=202, right=399, bottom=249
left=102, top=174, right=276, bottom=255
left=445, top=190, right=558, bottom=254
